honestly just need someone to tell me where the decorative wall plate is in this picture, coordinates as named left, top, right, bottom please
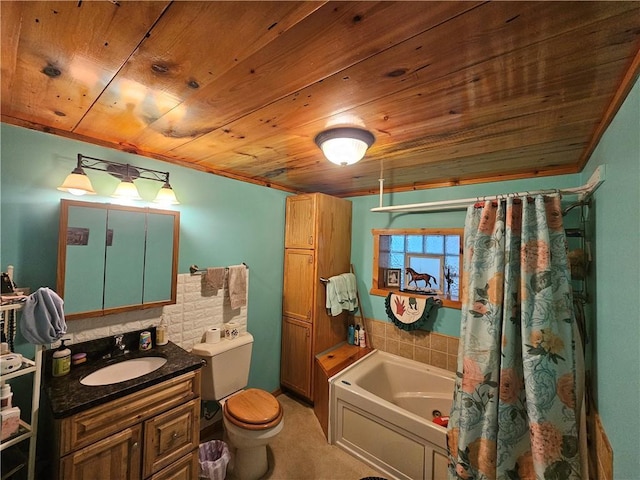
left=385, top=292, right=442, bottom=331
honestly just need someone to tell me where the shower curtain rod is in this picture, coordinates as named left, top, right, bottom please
left=371, top=165, right=605, bottom=214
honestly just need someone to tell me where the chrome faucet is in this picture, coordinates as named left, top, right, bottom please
left=113, top=334, right=128, bottom=356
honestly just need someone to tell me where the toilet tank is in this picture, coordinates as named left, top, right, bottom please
left=191, top=333, right=253, bottom=401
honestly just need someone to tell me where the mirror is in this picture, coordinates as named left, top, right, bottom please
left=57, top=199, right=179, bottom=320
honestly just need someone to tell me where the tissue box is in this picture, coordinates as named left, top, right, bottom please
left=1, top=407, right=21, bottom=440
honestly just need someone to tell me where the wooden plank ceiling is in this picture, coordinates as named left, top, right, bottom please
left=2, top=1, right=639, bottom=197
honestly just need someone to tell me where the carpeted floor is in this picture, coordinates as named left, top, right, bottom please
left=202, top=393, right=385, bottom=480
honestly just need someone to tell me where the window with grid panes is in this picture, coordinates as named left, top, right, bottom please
left=372, top=228, right=463, bottom=309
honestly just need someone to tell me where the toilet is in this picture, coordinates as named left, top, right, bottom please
left=192, top=333, right=283, bottom=480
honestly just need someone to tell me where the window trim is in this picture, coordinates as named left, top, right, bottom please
left=371, top=227, right=463, bottom=310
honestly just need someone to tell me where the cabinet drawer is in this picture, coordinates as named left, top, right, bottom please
left=143, top=399, right=199, bottom=477
left=148, top=450, right=199, bottom=480
left=60, top=371, right=200, bottom=455
left=60, top=424, right=142, bottom=480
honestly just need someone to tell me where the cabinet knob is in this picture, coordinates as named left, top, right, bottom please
left=132, top=442, right=139, bottom=449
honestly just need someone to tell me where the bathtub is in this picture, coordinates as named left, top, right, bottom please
left=329, top=350, right=455, bottom=480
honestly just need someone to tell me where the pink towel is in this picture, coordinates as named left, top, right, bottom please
left=227, top=265, right=247, bottom=309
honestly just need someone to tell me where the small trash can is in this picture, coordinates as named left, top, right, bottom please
left=198, top=440, right=230, bottom=480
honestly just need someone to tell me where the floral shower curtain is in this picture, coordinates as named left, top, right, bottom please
left=447, top=196, right=583, bottom=480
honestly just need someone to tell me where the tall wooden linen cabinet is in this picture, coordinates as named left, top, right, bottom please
left=280, top=193, right=352, bottom=403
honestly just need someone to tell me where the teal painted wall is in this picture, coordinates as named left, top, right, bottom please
left=348, top=173, right=580, bottom=337
left=0, top=124, right=288, bottom=393
left=581, top=78, right=640, bottom=479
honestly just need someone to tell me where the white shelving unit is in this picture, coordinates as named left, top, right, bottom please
left=1, top=303, right=42, bottom=480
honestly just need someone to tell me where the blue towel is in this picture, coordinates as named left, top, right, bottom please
left=20, top=287, right=67, bottom=344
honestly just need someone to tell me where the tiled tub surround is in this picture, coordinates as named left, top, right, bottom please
left=42, top=331, right=203, bottom=418
left=60, top=272, right=248, bottom=352
left=363, top=317, right=459, bottom=373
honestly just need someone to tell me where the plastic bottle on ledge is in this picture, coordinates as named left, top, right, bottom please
left=156, top=318, right=168, bottom=346
left=359, top=327, right=366, bottom=348
left=347, top=324, right=355, bottom=345
left=354, top=325, right=360, bottom=346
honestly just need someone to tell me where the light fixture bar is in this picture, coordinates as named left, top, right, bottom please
left=77, top=154, right=170, bottom=184
left=58, top=154, right=179, bottom=204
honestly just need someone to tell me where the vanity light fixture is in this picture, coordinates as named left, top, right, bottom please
left=314, top=127, right=375, bottom=166
left=58, top=154, right=179, bottom=204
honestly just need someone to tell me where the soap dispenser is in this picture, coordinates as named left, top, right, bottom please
left=52, top=340, right=71, bottom=377
left=156, top=318, right=168, bottom=346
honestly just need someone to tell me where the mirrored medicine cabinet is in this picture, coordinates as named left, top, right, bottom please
left=56, top=199, right=180, bottom=320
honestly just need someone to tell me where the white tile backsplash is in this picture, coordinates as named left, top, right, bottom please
left=60, top=271, right=248, bottom=352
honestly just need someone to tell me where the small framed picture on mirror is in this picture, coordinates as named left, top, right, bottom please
left=386, top=268, right=401, bottom=287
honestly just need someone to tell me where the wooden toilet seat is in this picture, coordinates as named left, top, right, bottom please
left=223, top=388, right=283, bottom=430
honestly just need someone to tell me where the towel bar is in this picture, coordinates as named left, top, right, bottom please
left=189, top=263, right=248, bottom=275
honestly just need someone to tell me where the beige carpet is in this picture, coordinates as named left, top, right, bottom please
left=202, top=393, right=385, bottom=480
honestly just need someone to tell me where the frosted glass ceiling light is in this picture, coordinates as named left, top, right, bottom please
left=314, top=127, right=375, bottom=166
left=58, top=154, right=179, bottom=204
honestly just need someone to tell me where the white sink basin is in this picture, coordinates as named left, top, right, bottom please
left=80, top=357, right=167, bottom=386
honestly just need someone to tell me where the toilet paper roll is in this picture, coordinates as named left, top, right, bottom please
left=205, top=328, right=221, bottom=344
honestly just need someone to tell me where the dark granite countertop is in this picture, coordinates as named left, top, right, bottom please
left=42, top=334, right=203, bottom=419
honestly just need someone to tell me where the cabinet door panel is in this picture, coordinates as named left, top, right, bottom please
left=285, top=195, right=315, bottom=248
left=143, top=212, right=176, bottom=304
left=280, top=316, right=312, bottom=398
left=283, top=249, right=314, bottom=322
left=63, top=206, right=107, bottom=314
left=103, top=209, right=146, bottom=309
left=60, top=425, right=142, bottom=480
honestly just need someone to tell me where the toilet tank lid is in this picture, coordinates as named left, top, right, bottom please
left=192, top=333, right=253, bottom=357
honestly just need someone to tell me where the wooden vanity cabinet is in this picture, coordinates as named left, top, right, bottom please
left=55, top=371, right=201, bottom=480
left=280, top=193, right=352, bottom=402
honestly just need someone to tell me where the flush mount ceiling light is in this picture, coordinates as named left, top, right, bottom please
left=314, top=127, right=375, bottom=166
left=58, top=154, right=179, bottom=204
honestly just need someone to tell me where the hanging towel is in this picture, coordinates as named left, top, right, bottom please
left=341, top=273, right=358, bottom=313
left=204, top=267, right=226, bottom=290
left=325, top=272, right=358, bottom=316
left=20, top=287, right=67, bottom=344
left=227, top=265, right=247, bottom=310
left=326, top=275, right=344, bottom=316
